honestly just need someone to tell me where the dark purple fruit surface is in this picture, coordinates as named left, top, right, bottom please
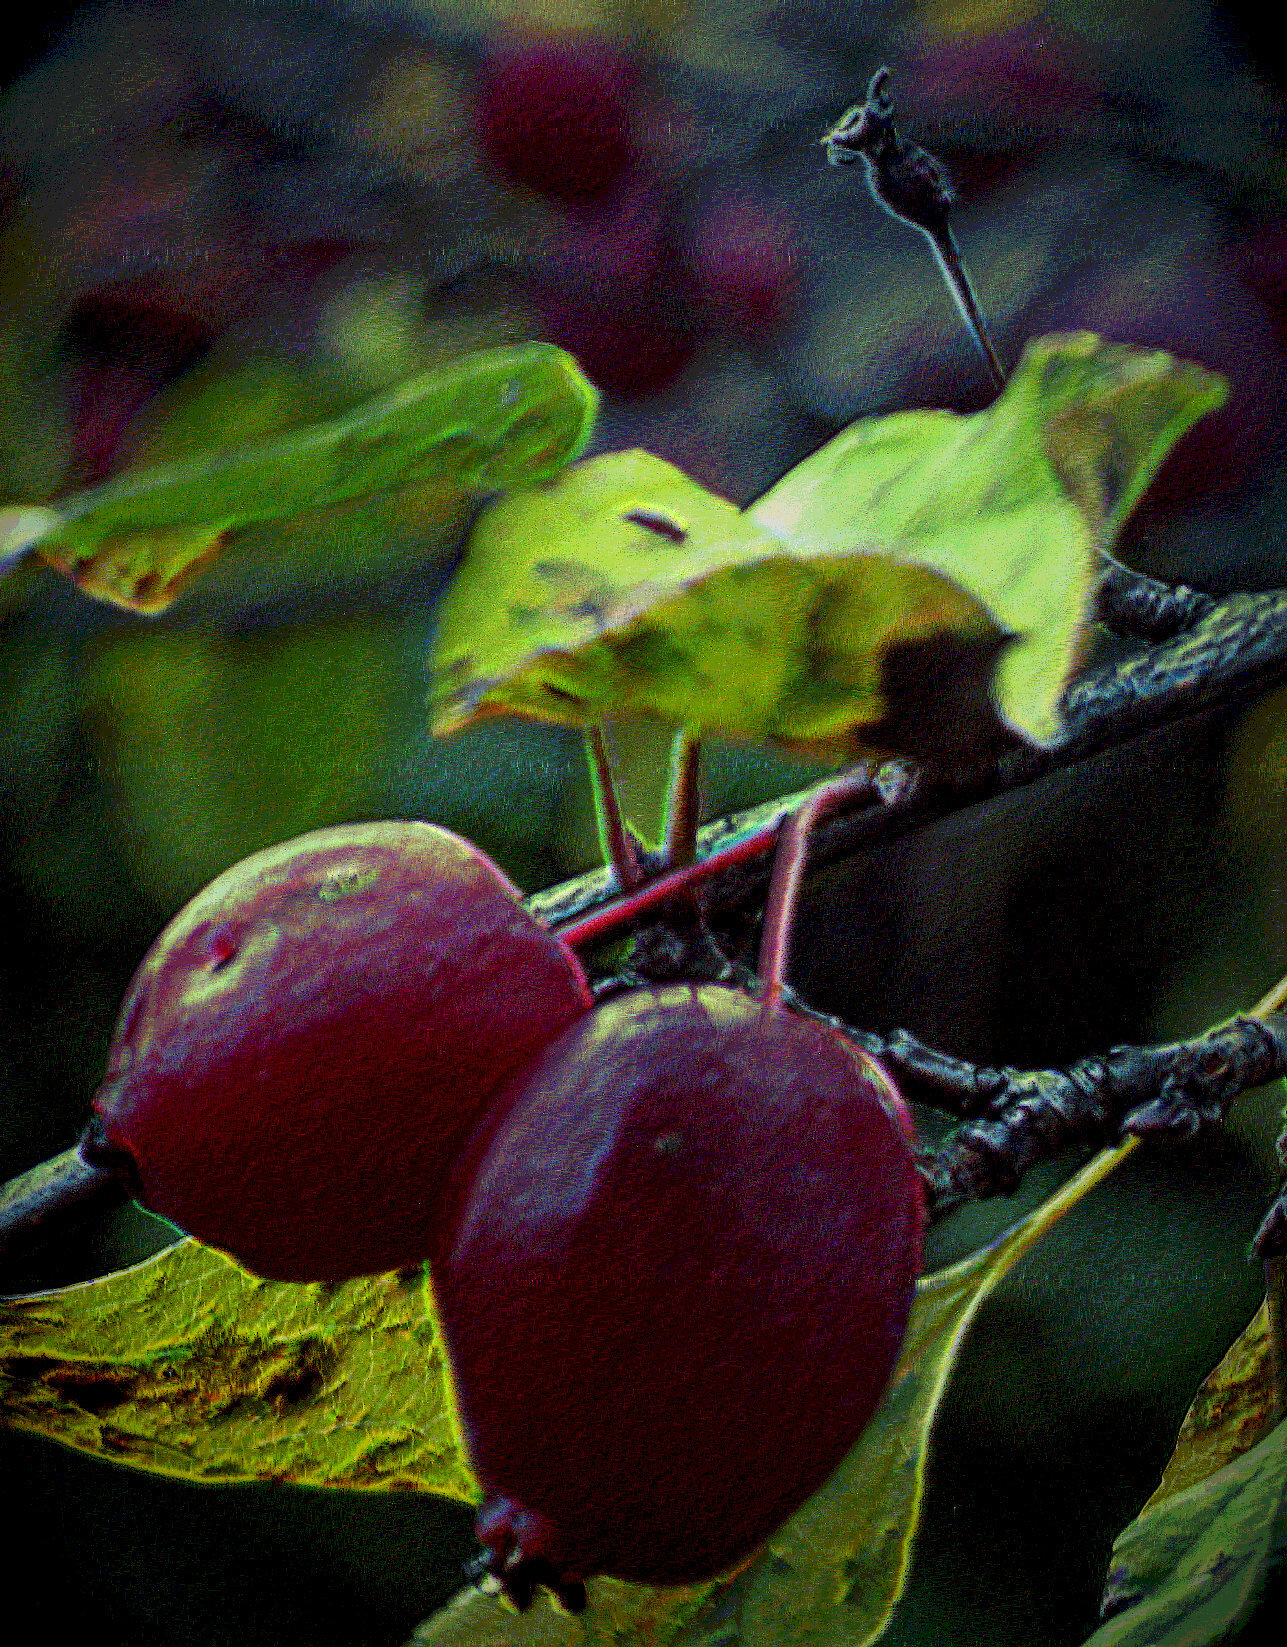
left=430, top=982, right=923, bottom=1590
left=92, top=821, right=592, bottom=1281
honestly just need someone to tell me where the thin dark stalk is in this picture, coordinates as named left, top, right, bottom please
left=0, top=1146, right=127, bottom=1277
left=584, top=724, right=643, bottom=893
left=924, top=222, right=1006, bottom=394
left=661, top=728, right=702, bottom=868
left=822, top=65, right=1005, bottom=394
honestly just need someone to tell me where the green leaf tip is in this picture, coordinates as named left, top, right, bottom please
left=1084, top=1418, right=1287, bottom=1647
left=430, top=334, right=1222, bottom=765
left=33, top=341, right=598, bottom=614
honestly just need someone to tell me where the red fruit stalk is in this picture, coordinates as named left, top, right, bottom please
left=90, top=821, right=591, bottom=1281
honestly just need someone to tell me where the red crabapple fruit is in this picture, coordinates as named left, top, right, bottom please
left=89, top=821, right=592, bottom=1281
left=430, top=981, right=923, bottom=1603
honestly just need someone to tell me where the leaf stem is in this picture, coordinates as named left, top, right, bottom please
left=585, top=724, right=643, bottom=892
left=661, top=728, right=702, bottom=869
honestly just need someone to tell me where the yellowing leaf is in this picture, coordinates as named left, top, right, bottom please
left=748, top=332, right=1226, bottom=748
left=431, top=335, right=1224, bottom=763
left=30, top=342, right=597, bottom=614
left=407, top=1146, right=1135, bottom=1647
left=430, top=448, right=1001, bottom=767
left=1076, top=1291, right=1287, bottom=1647
left=0, top=1238, right=474, bottom=1500
left=1142, top=1300, right=1281, bottom=1513
left=41, top=523, right=229, bottom=614
left=1087, top=1419, right=1287, bottom=1647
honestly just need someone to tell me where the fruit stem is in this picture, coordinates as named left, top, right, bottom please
left=662, top=727, right=702, bottom=868
left=585, top=724, right=644, bottom=892
left=759, top=764, right=882, bottom=1007
left=821, top=65, right=1006, bottom=395
left=0, top=1144, right=127, bottom=1277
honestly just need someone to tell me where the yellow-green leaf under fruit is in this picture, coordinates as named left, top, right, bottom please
left=0, top=1145, right=1131, bottom=1645
left=25, top=342, right=597, bottom=614
left=430, top=334, right=1225, bottom=763
left=0, top=1238, right=474, bottom=1499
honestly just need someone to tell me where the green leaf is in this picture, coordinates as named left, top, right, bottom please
left=1085, top=1419, right=1287, bottom=1647
left=429, top=446, right=1001, bottom=766
left=406, top=1146, right=1134, bottom=1647
left=747, top=331, right=1226, bottom=748
left=26, top=342, right=597, bottom=613
left=1074, top=1293, right=1287, bottom=1647
left=0, top=1237, right=475, bottom=1500
left=430, top=334, right=1224, bottom=763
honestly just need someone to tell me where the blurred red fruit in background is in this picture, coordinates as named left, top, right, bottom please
left=475, top=31, right=637, bottom=204
left=683, top=191, right=799, bottom=339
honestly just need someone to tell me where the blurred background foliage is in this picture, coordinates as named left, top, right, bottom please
left=3, top=0, right=1287, bottom=1643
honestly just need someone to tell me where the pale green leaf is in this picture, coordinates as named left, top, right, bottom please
left=1075, top=1288, right=1286, bottom=1647
left=429, top=446, right=1001, bottom=767
left=747, top=331, right=1227, bottom=747
left=26, top=342, right=597, bottom=613
left=431, top=334, right=1224, bottom=762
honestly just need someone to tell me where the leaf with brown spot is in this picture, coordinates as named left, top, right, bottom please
left=1143, top=1300, right=1280, bottom=1513
left=430, top=335, right=1224, bottom=766
left=0, top=1239, right=475, bottom=1501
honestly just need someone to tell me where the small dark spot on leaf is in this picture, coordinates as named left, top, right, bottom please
left=544, top=684, right=584, bottom=706
left=264, top=1362, right=326, bottom=1410
left=52, top=1375, right=135, bottom=1415
left=623, top=510, right=687, bottom=544
left=259, top=1338, right=338, bottom=1412
left=97, top=1428, right=145, bottom=1454
left=653, top=1130, right=686, bottom=1159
